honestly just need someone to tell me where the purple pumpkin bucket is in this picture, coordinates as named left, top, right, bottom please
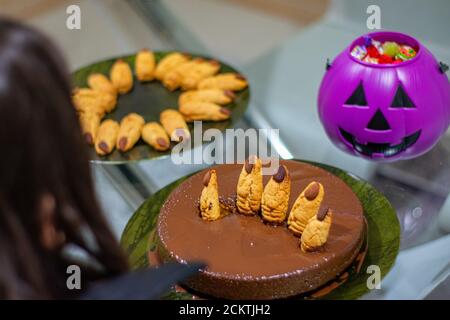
left=318, top=31, right=450, bottom=161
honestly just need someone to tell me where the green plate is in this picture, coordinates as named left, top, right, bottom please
left=73, top=52, right=250, bottom=164
left=120, top=160, right=400, bottom=300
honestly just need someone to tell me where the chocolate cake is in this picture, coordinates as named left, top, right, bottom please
left=157, top=160, right=365, bottom=299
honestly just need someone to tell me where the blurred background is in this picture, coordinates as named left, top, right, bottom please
left=1, top=0, right=449, bottom=299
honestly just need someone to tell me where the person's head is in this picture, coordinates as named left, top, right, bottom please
left=0, top=18, right=128, bottom=299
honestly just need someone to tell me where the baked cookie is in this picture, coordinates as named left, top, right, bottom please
left=160, top=109, right=190, bottom=142
left=198, top=73, right=248, bottom=91
left=288, top=181, right=325, bottom=236
left=162, top=59, right=203, bottom=91
left=95, top=119, right=120, bottom=156
left=154, top=52, right=190, bottom=81
left=135, top=49, right=155, bottom=82
left=178, top=89, right=235, bottom=106
left=73, top=88, right=117, bottom=116
left=142, top=122, right=170, bottom=151
left=73, top=88, right=103, bottom=116
left=116, top=113, right=145, bottom=152
left=181, top=60, right=221, bottom=90
left=236, top=156, right=263, bottom=215
left=300, top=208, right=333, bottom=252
left=199, top=169, right=221, bottom=221
left=261, top=165, right=291, bottom=224
left=179, top=101, right=231, bottom=122
left=110, top=59, right=133, bottom=94
left=87, top=73, right=117, bottom=95
left=79, top=112, right=100, bottom=145
left=98, top=91, right=117, bottom=113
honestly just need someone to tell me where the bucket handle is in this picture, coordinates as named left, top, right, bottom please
left=439, top=62, right=449, bottom=74
left=326, top=58, right=332, bottom=71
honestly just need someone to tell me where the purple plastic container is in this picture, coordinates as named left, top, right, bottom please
left=318, top=31, right=450, bottom=161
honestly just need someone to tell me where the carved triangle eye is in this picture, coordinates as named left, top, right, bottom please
left=391, top=85, right=416, bottom=108
left=345, top=82, right=367, bottom=106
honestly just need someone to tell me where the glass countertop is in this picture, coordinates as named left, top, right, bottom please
left=24, top=0, right=449, bottom=299
left=100, top=0, right=450, bottom=299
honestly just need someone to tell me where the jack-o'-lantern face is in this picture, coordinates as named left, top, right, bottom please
left=338, top=82, right=421, bottom=158
left=318, top=31, right=450, bottom=162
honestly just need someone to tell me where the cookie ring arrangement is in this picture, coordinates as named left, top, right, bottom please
left=157, top=158, right=367, bottom=299
left=72, top=50, right=249, bottom=159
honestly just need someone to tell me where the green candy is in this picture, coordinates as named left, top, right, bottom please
left=382, top=41, right=400, bottom=58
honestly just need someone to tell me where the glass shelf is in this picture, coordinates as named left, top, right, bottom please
left=26, top=0, right=449, bottom=299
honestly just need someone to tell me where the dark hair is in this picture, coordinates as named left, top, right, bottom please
left=0, top=19, right=128, bottom=299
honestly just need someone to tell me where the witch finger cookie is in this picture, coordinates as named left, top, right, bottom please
left=236, top=156, right=263, bottom=215
left=142, top=122, right=170, bottom=151
left=135, top=49, right=155, bottom=82
left=198, top=73, right=248, bottom=91
left=154, top=52, right=190, bottom=81
left=73, top=88, right=116, bottom=117
left=95, top=119, right=120, bottom=156
left=87, top=73, right=117, bottom=95
left=162, top=59, right=203, bottom=91
left=179, top=101, right=231, bottom=122
left=110, top=59, right=133, bottom=94
left=160, top=109, right=190, bottom=142
left=79, top=112, right=100, bottom=145
left=116, top=113, right=145, bottom=152
left=181, top=60, right=221, bottom=90
left=288, top=181, right=325, bottom=236
left=199, top=169, right=221, bottom=221
left=300, top=208, right=333, bottom=252
left=261, top=165, right=291, bottom=224
left=179, top=89, right=235, bottom=106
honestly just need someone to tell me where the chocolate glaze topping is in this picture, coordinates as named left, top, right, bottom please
left=219, top=194, right=237, bottom=215
left=157, top=160, right=364, bottom=299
